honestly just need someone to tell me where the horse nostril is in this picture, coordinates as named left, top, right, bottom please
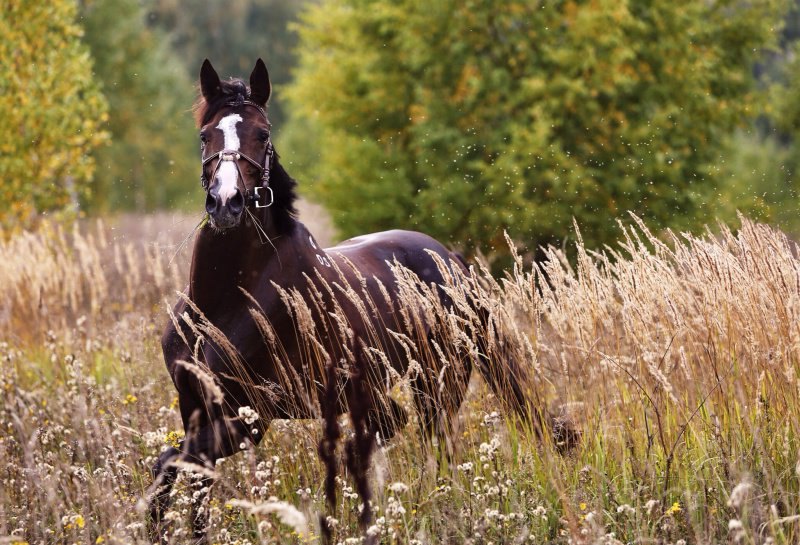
left=205, top=192, right=219, bottom=215
left=229, top=189, right=244, bottom=215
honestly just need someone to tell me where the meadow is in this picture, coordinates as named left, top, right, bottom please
left=1, top=209, right=799, bottom=545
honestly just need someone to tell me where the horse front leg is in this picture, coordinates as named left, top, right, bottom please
left=180, top=416, right=265, bottom=543
left=148, top=445, right=182, bottom=543
left=148, top=414, right=263, bottom=543
left=188, top=474, right=214, bottom=544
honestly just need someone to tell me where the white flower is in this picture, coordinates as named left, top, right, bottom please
left=728, top=519, right=744, bottom=531
left=389, top=482, right=409, bottom=494
left=482, top=411, right=501, bottom=426
left=226, top=499, right=308, bottom=536
left=616, top=504, right=635, bottom=516
left=238, top=406, right=259, bottom=425
left=479, top=435, right=501, bottom=461
left=728, top=480, right=753, bottom=511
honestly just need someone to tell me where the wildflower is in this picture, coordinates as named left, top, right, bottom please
left=227, top=499, right=309, bottom=536
left=457, top=462, right=473, bottom=473
left=482, top=411, right=501, bottom=427
left=164, top=430, right=184, bottom=448
left=616, top=504, right=635, bottom=516
left=478, top=435, right=501, bottom=461
left=122, top=394, right=138, bottom=405
left=728, top=480, right=753, bottom=511
left=665, top=501, right=682, bottom=516
left=579, top=502, right=587, bottom=511
left=62, top=513, right=85, bottom=530
left=389, top=482, right=409, bottom=494
left=238, top=405, right=259, bottom=425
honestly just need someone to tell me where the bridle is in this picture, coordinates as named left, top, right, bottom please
left=199, top=100, right=274, bottom=209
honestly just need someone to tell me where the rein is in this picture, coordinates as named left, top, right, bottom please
left=200, top=100, right=274, bottom=209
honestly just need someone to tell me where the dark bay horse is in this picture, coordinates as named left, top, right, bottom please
left=149, top=59, right=571, bottom=542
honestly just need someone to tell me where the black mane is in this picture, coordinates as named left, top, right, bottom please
left=266, top=150, right=299, bottom=235
left=194, top=78, right=298, bottom=235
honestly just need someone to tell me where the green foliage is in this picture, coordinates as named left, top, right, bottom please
left=716, top=131, right=798, bottom=229
left=0, top=0, right=108, bottom=230
left=715, top=3, right=800, bottom=240
left=81, top=0, right=197, bottom=211
left=288, top=0, right=787, bottom=258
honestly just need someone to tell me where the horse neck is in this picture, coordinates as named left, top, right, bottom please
left=189, top=212, right=280, bottom=313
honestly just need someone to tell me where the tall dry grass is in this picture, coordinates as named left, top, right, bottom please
left=1, top=212, right=798, bottom=544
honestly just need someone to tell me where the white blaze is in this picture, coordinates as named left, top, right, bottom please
left=215, top=114, right=243, bottom=204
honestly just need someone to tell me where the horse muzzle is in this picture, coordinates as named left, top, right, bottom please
left=206, top=187, right=245, bottom=229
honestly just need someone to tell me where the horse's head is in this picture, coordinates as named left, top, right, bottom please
left=197, top=59, right=273, bottom=230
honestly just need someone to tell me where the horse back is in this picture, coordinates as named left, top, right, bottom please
left=327, top=229, right=464, bottom=285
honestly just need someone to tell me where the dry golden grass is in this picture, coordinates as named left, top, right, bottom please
left=1, top=211, right=799, bottom=545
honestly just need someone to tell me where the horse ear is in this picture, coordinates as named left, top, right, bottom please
left=200, top=59, right=222, bottom=101
left=249, top=58, right=271, bottom=106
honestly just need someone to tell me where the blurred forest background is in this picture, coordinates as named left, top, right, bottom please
left=4, top=0, right=800, bottom=260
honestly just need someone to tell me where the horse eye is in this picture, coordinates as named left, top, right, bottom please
left=200, top=132, right=208, bottom=144
left=258, top=130, right=270, bottom=143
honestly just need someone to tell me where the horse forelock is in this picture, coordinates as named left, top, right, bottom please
left=194, top=78, right=252, bottom=128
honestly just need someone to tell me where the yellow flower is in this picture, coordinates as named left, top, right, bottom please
left=165, top=430, right=184, bottom=448
left=122, top=394, right=138, bottom=405
left=169, top=396, right=179, bottom=410
left=666, top=501, right=682, bottom=516
left=75, top=515, right=85, bottom=529
left=579, top=502, right=587, bottom=511
left=96, top=537, right=105, bottom=544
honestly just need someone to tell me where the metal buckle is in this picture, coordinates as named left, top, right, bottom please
left=254, top=186, right=273, bottom=208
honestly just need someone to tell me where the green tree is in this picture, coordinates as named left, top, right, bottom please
left=712, top=1, right=800, bottom=238
left=288, top=0, right=787, bottom=259
left=81, top=0, right=197, bottom=211
left=0, top=0, right=108, bottom=230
